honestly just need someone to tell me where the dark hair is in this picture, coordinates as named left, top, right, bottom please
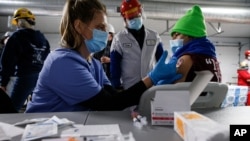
left=60, top=0, right=106, bottom=49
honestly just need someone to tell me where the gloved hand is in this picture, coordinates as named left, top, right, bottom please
left=148, top=50, right=181, bottom=85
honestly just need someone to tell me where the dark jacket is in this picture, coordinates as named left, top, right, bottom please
left=0, top=28, right=50, bottom=87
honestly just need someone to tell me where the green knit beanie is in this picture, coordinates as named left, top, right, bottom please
left=170, top=5, right=207, bottom=37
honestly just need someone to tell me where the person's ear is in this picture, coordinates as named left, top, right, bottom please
left=74, top=19, right=83, bottom=34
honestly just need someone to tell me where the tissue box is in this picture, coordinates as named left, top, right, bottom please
left=221, top=85, right=248, bottom=107
left=151, top=91, right=190, bottom=125
left=221, top=94, right=235, bottom=107
left=174, top=111, right=229, bottom=141
left=234, top=86, right=248, bottom=106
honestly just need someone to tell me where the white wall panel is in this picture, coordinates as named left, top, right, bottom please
left=216, top=46, right=239, bottom=84
left=44, top=34, right=60, bottom=51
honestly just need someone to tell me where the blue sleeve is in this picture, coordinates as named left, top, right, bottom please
left=110, top=50, right=122, bottom=88
left=155, top=42, right=164, bottom=61
left=92, top=58, right=111, bottom=86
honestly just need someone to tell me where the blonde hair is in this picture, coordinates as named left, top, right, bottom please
left=60, top=0, right=106, bottom=49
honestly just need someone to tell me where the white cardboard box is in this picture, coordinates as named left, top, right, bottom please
left=174, top=111, right=229, bottom=141
left=150, top=71, right=213, bottom=125
left=151, top=90, right=190, bottom=125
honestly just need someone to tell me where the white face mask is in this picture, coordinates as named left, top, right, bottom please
left=169, top=39, right=184, bottom=54
left=84, top=28, right=108, bottom=53
left=127, top=17, right=143, bottom=30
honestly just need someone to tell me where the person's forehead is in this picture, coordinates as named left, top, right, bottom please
left=90, top=12, right=108, bottom=26
left=126, top=12, right=141, bottom=19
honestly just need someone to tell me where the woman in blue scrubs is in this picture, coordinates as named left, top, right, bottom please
left=26, top=0, right=181, bottom=113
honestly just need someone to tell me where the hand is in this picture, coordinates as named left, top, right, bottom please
left=148, top=51, right=181, bottom=85
left=101, top=56, right=110, bottom=64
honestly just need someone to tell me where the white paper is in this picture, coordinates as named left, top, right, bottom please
left=14, top=118, right=49, bottom=127
left=0, top=122, right=24, bottom=138
left=0, top=126, right=11, bottom=141
left=21, top=123, right=58, bottom=141
left=60, top=124, right=121, bottom=137
left=43, top=116, right=74, bottom=126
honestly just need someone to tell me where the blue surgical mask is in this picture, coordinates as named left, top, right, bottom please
left=170, top=39, right=184, bottom=54
left=85, top=29, right=108, bottom=53
left=127, top=17, right=143, bottom=30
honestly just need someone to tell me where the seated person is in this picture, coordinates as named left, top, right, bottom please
left=166, top=5, right=222, bottom=84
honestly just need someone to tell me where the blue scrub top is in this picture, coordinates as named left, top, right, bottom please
left=26, top=48, right=111, bottom=112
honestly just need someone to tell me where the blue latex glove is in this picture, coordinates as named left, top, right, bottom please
left=148, top=50, right=181, bottom=85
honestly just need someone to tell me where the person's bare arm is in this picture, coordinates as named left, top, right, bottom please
left=175, top=55, right=193, bottom=83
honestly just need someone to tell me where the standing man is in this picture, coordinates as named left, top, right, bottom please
left=93, top=23, right=115, bottom=80
left=110, top=0, right=164, bottom=90
left=0, top=8, right=50, bottom=112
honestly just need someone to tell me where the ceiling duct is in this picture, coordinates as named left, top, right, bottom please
left=0, top=0, right=250, bottom=24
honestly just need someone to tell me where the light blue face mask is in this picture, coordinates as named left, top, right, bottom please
left=85, top=29, right=108, bottom=53
left=127, top=17, right=143, bottom=30
left=170, top=39, right=184, bottom=54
